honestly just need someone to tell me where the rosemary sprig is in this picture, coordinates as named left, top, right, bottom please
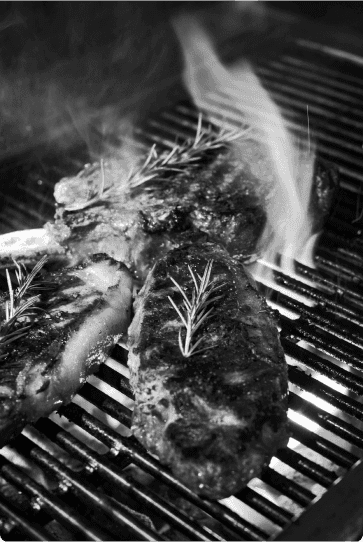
left=63, top=115, right=247, bottom=212
left=167, top=259, right=225, bottom=357
left=128, top=115, right=246, bottom=190
left=0, top=256, right=48, bottom=359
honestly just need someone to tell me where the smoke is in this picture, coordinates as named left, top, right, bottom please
left=0, top=2, right=280, bottom=163
left=173, top=12, right=316, bottom=279
left=0, top=3, right=188, bottom=161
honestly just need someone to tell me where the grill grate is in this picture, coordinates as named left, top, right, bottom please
left=2, top=39, right=363, bottom=541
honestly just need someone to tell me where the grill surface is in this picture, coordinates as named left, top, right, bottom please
left=1, top=35, right=363, bottom=541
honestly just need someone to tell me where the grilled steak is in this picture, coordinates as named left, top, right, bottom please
left=45, top=144, right=268, bottom=281
left=127, top=242, right=288, bottom=499
left=0, top=122, right=338, bottom=277
left=45, top=139, right=338, bottom=279
left=0, top=253, right=133, bottom=446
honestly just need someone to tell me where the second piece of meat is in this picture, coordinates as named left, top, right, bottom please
left=0, top=253, right=133, bottom=447
left=127, top=242, right=289, bottom=499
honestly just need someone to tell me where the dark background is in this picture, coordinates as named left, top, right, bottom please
left=0, top=1, right=361, bottom=160
left=271, top=1, right=363, bottom=33
left=270, top=1, right=363, bottom=54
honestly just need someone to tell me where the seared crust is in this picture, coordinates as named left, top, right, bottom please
left=0, top=254, right=133, bottom=446
left=128, top=242, right=288, bottom=499
left=46, top=147, right=268, bottom=280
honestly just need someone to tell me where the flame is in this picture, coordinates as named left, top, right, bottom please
left=173, top=15, right=316, bottom=284
left=171, top=17, right=353, bottom=476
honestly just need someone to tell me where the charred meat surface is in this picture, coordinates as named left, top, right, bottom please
left=0, top=254, right=133, bottom=446
left=45, top=134, right=339, bottom=281
left=46, top=145, right=269, bottom=281
left=127, top=242, right=288, bottom=499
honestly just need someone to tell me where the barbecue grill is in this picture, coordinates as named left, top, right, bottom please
left=1, top=6, right=363, bottom=541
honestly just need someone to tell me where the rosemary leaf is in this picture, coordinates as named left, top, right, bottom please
left=188, top=265, right=199, bottom=292
left=169, top=275, right=192, bottom=311
left=16, top=255, right=47, bottom=299
left=167, top=296, right=187, bottom=328
left=0, top=257, right=48, bottom=360
left=168, top=259, right=225, bottom=358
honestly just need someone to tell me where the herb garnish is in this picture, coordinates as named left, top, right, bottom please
left=0, top=256, right=48, bottom=359
left=167, top=259, right=225, bottom=357
left=63, top=115, right=246, bottom=211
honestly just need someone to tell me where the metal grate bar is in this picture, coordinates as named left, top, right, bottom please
left=260, top=468, right=314, bottom=507
left=59, top=402, right=271, bottom=541
left=282, top=339, right=363, bottom=395
left=2, top=39, right=363, bottom=541
left=288, top=420, right=358, bottom=469
left=186, top=90, right=363, bottom=168
left=272, top=270, right=363, bottom=326
left=176, top=99, right=360, bottom=158
left=93, top=360, right=350, bottom=496
left=94, top=363, right=340, bottom=524
left=316, top=250, right=363, bottom=283
left=319, top=247, right=363, bottom=276
left=258, top=78, right=363, bottom=128
left=258, top=284, right=363, bottom=349
left=34, top=419, right=223, bottom=542
left=97, top=364, right=134, bottom=399
left=292, top=260, right=363, bottom=307
left=11, top=434, right=173, bottom=542
left=170, top=99, right=363, bottom=195
left=274, top=54, right=363, bottom=95
left=0, top=478, right=53, bottom=534
left=157, top=101, right=363, bottom=204
left=234, top=487, right=293, bottom=528
left=173, top=98, right=363, bottom=194
left=257, top=62, right=363, bottom=107
left=334, top=248, right=363, bottom=268
left=148, top=105, right=363, bottom=218
left=147, top=103, right=363, bottom=212
left=77, top=382, right=132, bottom=428
left=314, top=256, right=363, bottom=284
left=42, top=378, right=297, bottom=531
left=101, top=345, right=363, bottom=452
left=0, top=496, right=54, bottom=542
left=0, top=455, right=108, bottom=541
left=97, top=365, right=131, bottom=393
left=276, top=446, right=337, bottom=488
left=280, top=314, right=363, bottom=372
left=289, top=392, right=363, bottom=449
left=288, top=366, right=363, bottom=421
left=325, top=232, right=361, bottom=255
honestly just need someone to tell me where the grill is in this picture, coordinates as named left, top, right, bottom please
left=1, top=24, right=363, bottom=542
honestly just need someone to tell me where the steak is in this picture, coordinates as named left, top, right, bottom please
left=45, top=140, right=338, bottom=282
left=0, top=124, right=338, bottom=278
left=0, top=253, right=133, bottom=446
left=127, top=242, right=288, bottom=499
left=46, top=142, right=269, bottom=281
